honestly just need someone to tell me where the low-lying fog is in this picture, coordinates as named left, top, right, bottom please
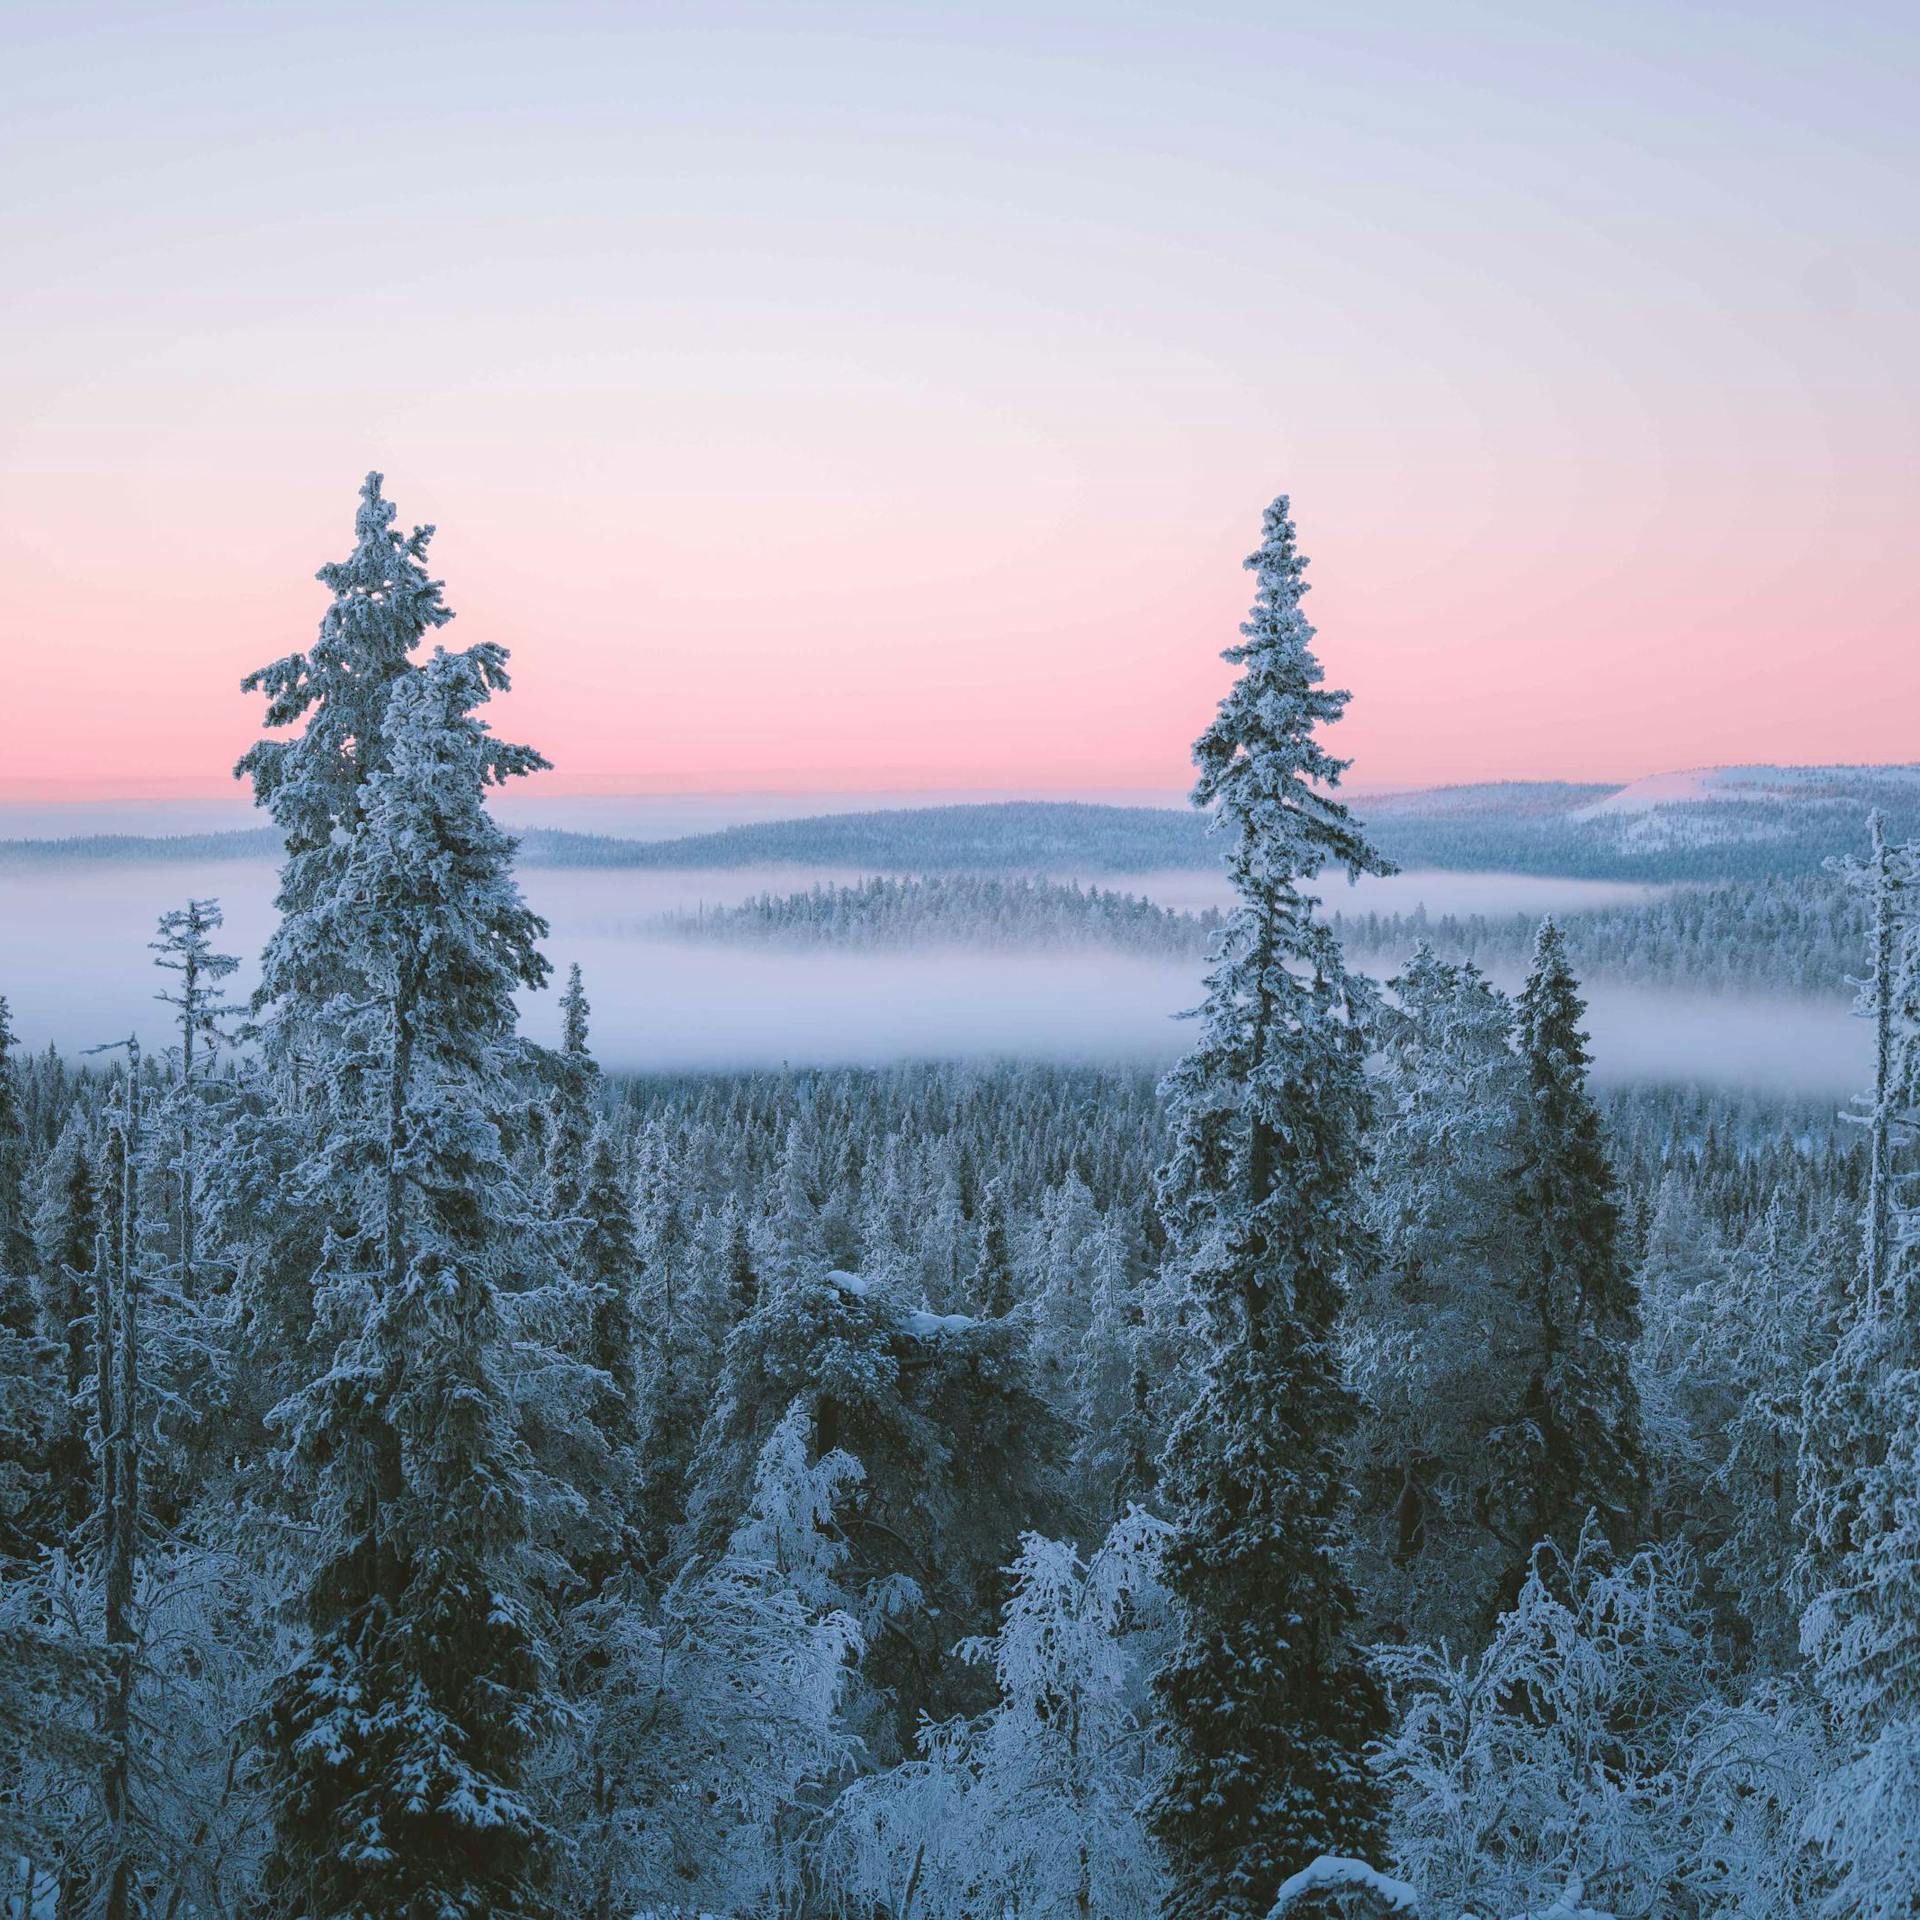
left=0, top=861, right=1865, bottom=1094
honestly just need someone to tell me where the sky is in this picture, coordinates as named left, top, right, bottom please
left=1, top=1, right=1914, bottom=803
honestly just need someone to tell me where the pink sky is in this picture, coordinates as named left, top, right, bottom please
left=2, top=4, right=1914, bottom=802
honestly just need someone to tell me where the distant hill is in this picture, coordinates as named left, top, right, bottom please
left=512, top=803, right=1213, bottom=872
left=4, top=768, right=1914, bottom=882
left=1361, top=765, right=1920, bottom=880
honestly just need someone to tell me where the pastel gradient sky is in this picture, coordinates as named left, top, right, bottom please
left=2, top=0, right=1914, bottom=801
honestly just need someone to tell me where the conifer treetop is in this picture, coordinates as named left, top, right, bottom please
left=1519, top=918, right=1596, bottom=1083
left=1192, top=495, right=1390, bottom=893
left=561, top=962, right=592, bottom=1058
left=236, top=471, right=453, bottom=839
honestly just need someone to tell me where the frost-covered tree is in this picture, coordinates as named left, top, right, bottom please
left=1350, top=946, right=1536, bottom=1643
left=1496, top=920, right=1645, bottom=1592
left=148, top=899, right=240, bottom=1296
left=31, top=1112, right=100, bottom=1542
left=971, top=1176, right=1017, bottom=1319
left=525, top=1116, right=646, bottom=1581
left=568, top=1405, right=861, bottom=1920
left=724, top=1195, right=759, bottom=1321
left=686, top=1266, right=1065, bottom=1758
left=1029, top=1170, right=1100, bottom=1380
left=1067, top=1205, right=1157, bottom=1523
left=0, top=996, right=55, bottom=1564
left=0, top=995, right=33, bottom=1278
left=1797, top=815, right=1920, bottom=1920
left=1377, top=1526, right=1750, bottom=1920
left=249, top=608, right=561, bottom=1918
left=1151, top=494, right=1391, bottom=1917
left=1699, top=1205, right=1844, bottom=1661
left=823, top=1508, right=1173, bottom=1920
left=541, top=962, right=597, bottom=1221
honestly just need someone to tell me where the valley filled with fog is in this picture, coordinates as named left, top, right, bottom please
left=0, top=853, right=1864, bottom=1092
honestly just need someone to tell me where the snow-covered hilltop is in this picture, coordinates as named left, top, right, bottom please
left=1575, top=764, right=1920, bottom=818
left=1360, top=762, right=1920, bottom=878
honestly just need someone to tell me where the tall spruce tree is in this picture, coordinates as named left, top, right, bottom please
left=148, top=900, right=239, bottom=1296
left=0, top=996, right=56, bottom=1569
left=971, top=1178, right=1017, bottom=1319
left=30, top=1113, right=99, bottom=1541
left=0, top=997, right=32, bottom=1279
left=246, top=486, right=560, bottom=1919
left=1497, top=919, right=1645, bottom=1588
left=542, top=963, right=597, bottom=1221
left=1150, top=494, right=1391, bottom=1917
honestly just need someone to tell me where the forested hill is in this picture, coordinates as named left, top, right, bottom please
left=1359, top=766, right=1920, bottom=880
left=0, top=804, right=1212, bottom=873
left=660, top=873, right=1225, bottom=955
left=7, top=766, right=1918, bottom=880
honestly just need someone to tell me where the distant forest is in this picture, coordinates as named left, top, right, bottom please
left=660, top=873, right=1223, bottom=957
left=664, top=869, right=1859, bottom=998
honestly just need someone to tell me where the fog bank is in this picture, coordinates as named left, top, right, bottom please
left=0, top=860, right=1858, bottom=1093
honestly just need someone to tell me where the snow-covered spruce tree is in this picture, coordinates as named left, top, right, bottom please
left=1150, top=494, right=1392, bottom=1916
left=0, top=995, right=34, bottom=1278
left=1494, top=919, right=1645, bottom=1595
left=1798, top=814, right=1920, bottom=1920
left=724, top=1194, right=759, bottom=1321
left=148, top=899, right=240, bottom=1297
left=541, top=962, right=596, bottom=1221
left=252, top=635, right=562, bottom=1920
left=971, top=1176, right=1017, bottom=1319
left=1067, top=1204, right=1157, bottom=1524
left=527, top=1116, right=646, bottom=1583
left=31, top=1112, right=100, bottom=1541
left=0, top=995, right=56, bottom=1563
left=1349, top=946, right=1535, bottom=1645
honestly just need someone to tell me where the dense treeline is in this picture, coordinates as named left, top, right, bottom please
left=2, top=481, right=1916, bottom=1920
left=661, top=873, right=1223, bottom=956
left=1334, top=869, right=1864, bottom=997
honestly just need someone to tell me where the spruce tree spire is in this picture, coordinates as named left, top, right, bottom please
left=0, top=996, right=31, bottom=1278
left=1497, top=918, right=1645, bottom=1587
left=239, top=472, right=457, bottom=1056
left=1151, top=494, right=1391, bottom=1918
left=560, top=962, right=592, bottom=1057
left=972, top=1178, right=1017, bottom=1319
